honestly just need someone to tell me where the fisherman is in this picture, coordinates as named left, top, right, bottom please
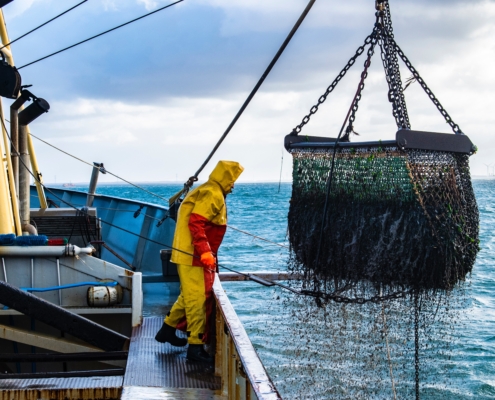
left=155, top=160, right=244, bottom=363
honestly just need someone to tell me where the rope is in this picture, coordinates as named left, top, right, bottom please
left=0, top=1, right=88, bottom=52
left=18, top=0, right=183, bottom=70
left=227, top=225, right=289, bottom=249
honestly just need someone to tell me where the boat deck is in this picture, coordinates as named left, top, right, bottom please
left=0, top=317, right=223, bottom=400
left=121, top=317, right=222, bottom=399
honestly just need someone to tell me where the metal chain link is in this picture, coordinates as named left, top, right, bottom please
left=292, top=0, right=461, bottom=138
left=379, top=35, right=410, bottom=129
left=380, top=1, right=411, bottom=130
left=345, top=33, right=379, bottom=138
left=392, top=40, right=463, bottom=134
left=291, top=30, right=377, bottom=136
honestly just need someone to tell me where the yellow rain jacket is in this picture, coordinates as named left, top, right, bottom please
left=171, top=160, right=244, bottom=266
left=166, top=160, right=244, bottom=344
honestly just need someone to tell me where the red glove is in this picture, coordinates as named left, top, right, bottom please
left=200, top=252, right=216, bottom=270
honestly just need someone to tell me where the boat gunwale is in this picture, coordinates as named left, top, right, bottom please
left=213, top=274, right=282, bottom=399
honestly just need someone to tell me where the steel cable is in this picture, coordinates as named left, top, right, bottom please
left=18, top=0, right=183, bottom=70
left=29, top=132, right=288, bottom=249
left=0, top=1, right=88, bottom=52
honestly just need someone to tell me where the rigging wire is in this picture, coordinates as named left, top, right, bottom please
left=224, top=225, right=288, bottom=249
left=29, top=132, right=170, bottom=203
left=9, top=115, right=399, bottom=303
left=2, top=115, right=295, bottom=293
left=17, top=0, right=183, bottom=70
left=170, top=0, right=317, bottom=202
left=0, top=0, right=88, bottom=52
left=37, top=180, right=296, bottom=292
left=29, top=132, right=287, bottom=249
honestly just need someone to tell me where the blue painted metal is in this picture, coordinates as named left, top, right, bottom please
left=29, top=186, right=176, bottom=278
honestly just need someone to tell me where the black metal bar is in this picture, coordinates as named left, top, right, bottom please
left=0, top=280, right=128, bottom=352
left=0, top=369, right=125, bottom=380
left=396, top=130, right=475, bottom=154
left=286, top=130, right=476, bottom=154
left=287, top=137, right=396, bottom=149
left=192, top=0, right=317, bottom=180
left=101, top=242, right=136, bottom=271
left=0, top=351, right=128, bottom=363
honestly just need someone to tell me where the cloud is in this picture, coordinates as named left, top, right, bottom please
left=3, top=0, right=494, bottom=183
left=3, top=0, right=41, bottom=19
left=136, top=0, right=158, bottom=11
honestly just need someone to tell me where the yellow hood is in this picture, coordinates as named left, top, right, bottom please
left=208, top=160, right=244, bottom=194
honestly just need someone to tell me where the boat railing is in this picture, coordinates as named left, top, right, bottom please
left=213, top=275, right=282, bottom=400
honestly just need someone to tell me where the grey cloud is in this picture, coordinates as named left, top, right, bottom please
left=8, top=0, right=493, bottom=107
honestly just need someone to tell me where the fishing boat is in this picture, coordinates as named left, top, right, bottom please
left=0, top=3, right=283, bottom=399
left=0, top=0, right=478, bottom=397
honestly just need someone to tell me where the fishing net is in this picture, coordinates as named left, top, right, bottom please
left=270, top=287, right=468, bottom=399
left=288, top=144, right=479, bottom=299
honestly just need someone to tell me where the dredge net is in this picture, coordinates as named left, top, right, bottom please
left=288, top=144, right=479, bottom=300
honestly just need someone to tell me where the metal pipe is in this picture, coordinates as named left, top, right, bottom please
left=86, top=162, right=105, bottom=207
left=10, top=93, right=31, bottom=235
left=9, top=105, right=19, bottom=193
left=2, top=257, right=7, bottom=282
left=0, top=245, right=94, bottom=257
left=56, top=257, right=62, bottom=306
left=18, top=124, right=35, bottom=235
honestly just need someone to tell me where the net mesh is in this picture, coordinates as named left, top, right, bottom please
left=288, top=144, right=479, bottom=298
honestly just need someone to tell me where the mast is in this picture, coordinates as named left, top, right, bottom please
left=0, top=11, right=17, bottom=234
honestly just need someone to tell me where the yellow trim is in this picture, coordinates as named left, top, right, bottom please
left=0, top=10, right=21, bottom=234
left=0, top=115, right=14, bottom=234
left=0, top=101, right=19, bottom=235
left=0, top=10, right=47, bottom=212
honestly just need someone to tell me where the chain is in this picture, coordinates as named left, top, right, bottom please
left=344, top=32, right=379, bottom=138
left=292, top=0, right=461, bottom=137
left=392, top=40, right=463, bottom=134
left=291, top=30, right=377, bottom=136
left=301, top=288, right=410, bottom=305
left=379, top=2, right=410, bottom=130
left=414, top=290, right=420, bottom=400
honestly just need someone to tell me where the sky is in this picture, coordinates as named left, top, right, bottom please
left=1, top=0, right=494, bottom=184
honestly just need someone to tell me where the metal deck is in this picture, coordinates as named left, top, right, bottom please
left=0, top=376, right=123, bottom=400
left=122, top=317, right=222, bottom=399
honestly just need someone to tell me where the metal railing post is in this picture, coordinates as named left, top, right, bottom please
left=86, top=162, right=106, bottom=207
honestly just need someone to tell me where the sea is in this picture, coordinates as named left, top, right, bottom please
left=68, top=180, right=494, bottom=399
